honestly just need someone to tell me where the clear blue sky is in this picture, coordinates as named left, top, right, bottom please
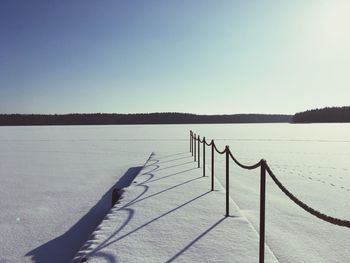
left=1, top=0, right=349, bottom=114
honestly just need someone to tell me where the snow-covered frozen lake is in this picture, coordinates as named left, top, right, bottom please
left=193, top=123, right=350, bottom=263
left=0, top=124, right=349, bottom=262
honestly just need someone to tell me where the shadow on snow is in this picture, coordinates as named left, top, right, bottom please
left=27, top=151, right=222, bottom=263
left=82, top=152, right=226, bottom=262
left=25, top=166, right=143, bottom=263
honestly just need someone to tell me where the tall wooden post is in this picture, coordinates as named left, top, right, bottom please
left=197, top=135, right=200, bottom=168
left=211, top=140, right=214, bottom=191
left=194, top=133, right=196, bottom=161
left=259, top=160, right=266, bottom=263
left=190, top=131, right=192, bottom=154
left=203, top=137, right=206, bottom=176
left=225, top=146, right=230, bottom=217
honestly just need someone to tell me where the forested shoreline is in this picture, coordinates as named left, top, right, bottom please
left=2, top=106, right=349, bottom=125
left=0, top=113, right=292, bottom=126
left=293, top=106, right=350, bottom=123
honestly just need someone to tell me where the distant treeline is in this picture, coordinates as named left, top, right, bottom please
left=0, top=113, right=292, bottom=126
left=293, top=106, right=350, bottom=123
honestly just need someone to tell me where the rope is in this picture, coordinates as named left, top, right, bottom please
left=228, top=151, right=261, bottom=170
left=190, top=130, right=350, bottom=229
left=266, top=164, right=350, bottom=228
left=212, top=142, right=226, bottom=155
left=202, top=137, right=212, bottom=146
left=205, top=140, right=212, bottom=146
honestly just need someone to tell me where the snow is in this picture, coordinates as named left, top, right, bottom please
left=73, top=151, right=278, bottom=263
left=0, top=124, right=349, bottom=262
left=193, top=123, right=350, bottom=263
left=0, top=126, right=155, bottom=262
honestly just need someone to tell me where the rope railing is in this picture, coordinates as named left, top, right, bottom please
left=265, top=165, right=350, bottom=228
left=203, top=137, right=212, bottom=146
left=189, top=130, right=349, bottom=263
left=213, top=142, right=227, bottom=155
left=228, top=150, right=262, bottom=170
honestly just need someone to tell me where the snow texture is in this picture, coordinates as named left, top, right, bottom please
left=193, top=124, right=350, bottom=263
left=74, top=151, right=278, bottom=263
left=1, top=124, right=349, bottom=262
left=0, top=126, right=156, bottom=262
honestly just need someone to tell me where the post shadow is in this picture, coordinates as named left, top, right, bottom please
left=165, top=217, right=226, bottom=263
left=90, top=191, right=212, bottom=253
left=25, top=166, right=143, bottom=263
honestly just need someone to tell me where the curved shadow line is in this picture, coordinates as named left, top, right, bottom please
left=94, top=191, right=212, bottom=252
left=84, top=207, right=134, bottom=258
left=119, top=159, right=162, bottom=209
left=118, top=182, right=150, bottom=209
left=143, top=160, right=159, bottom=168
left=135, top=172, right=155, bottom=185
left=157, top=151, right=189, bottom=159
left=82, top=155, right=159, bottom=260
left=141, top=165, right=160, bottom=175
left=77, top=152, right=201, bottom=261
left=127, top=176, right=203, bottom=207
left=72, top=154, right=156, bottom=263
left=26, top=165, right=144, bottom=263
left=159, top=156, right=192, bottom=164
left=146, top=168, right=198, bottom=184
left=156, top=161, right=194, bottom=172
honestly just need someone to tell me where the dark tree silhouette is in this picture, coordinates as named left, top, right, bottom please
left=293, top=106, right=350, bottom=123
left=0, top=113, right=292, bottom=126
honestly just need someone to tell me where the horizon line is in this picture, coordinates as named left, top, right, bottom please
left=0, top=112, right=294, bottom=116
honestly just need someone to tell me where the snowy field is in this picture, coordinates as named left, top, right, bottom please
left=193, top=123, right=350, bottom=263
left=0, top=125, right=187, bottom=262
left=0, top=124, right=349, bottom=262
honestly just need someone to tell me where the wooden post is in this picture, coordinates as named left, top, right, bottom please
left=203, top=137, right=206, bottom=177
left=111, top=188, right=119, bottom=207
left=211, top=140, right=214, bottom=191
left=197, top=135, right=200, bottom=168
left=259, top=160, right=266, bottom=263
left=190, top=131, right=192, bottom=154
left=194, top=133, right=196, bottom=161
left=191, top=132, right=194, bottom=156
left=225, top=146, right=230, bottom=217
